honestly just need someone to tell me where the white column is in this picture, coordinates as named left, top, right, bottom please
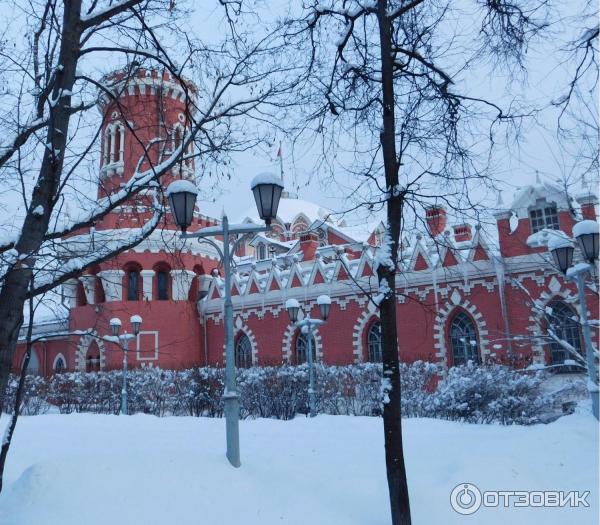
left=170, top=269, right=196, bottom=301
left=98, top=270, right=124, bottom=302
left=109, top=126, right=115, bottom=163
left=79, top=274, right=97, bottom=305
left=140, top=270, right=155, bottom=300
left=118, top=125, right=125, bottom=162
left=62, top=279, right=79, bottom=308
left=103, top=130, right=110, bottom=165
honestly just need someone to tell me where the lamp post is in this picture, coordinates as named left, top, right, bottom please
left=285, top=295, right=331, bottom=417
left=109, top=315, right=142, bottom=416
left=548, top=220, right=599, bottom=420
left=167, top=173, right=284, bottom=468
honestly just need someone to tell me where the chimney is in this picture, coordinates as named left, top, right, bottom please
left=426, top=206, right=447, bottom=237
left=299, top=232, right=320, bottom=261
left=576, top=192, right=598, bottom=221
left=452, top=223, right=472, bottom=243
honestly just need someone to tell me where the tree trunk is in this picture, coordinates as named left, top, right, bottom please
left=0, top=283, right=35, bottom=493
left=376, top=2, right=411, bottom=524
left=0, top=282, right=34, bottom=492
left=0, top=0, right=82, bottom=409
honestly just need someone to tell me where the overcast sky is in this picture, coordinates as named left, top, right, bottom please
left=0, top=0, right=595, bottom=232
left=186, top=0, right=596, bottom=227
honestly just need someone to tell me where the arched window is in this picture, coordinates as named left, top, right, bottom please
left=235, top=333, right=253, bottom=368
left=291, top=220, right=308, bottom=237
left=367, top=320, right=383, bottom=363
left=127, top=269, right=141, bottom=300
left=256, top=244, right=266, bottom=260
left=86, top=342, right=100, bottom=373
left=449, top=311, right=479, bottom=366
left=157, top=270, right=169, bottom=300
left=76, top=281, right=87, bottom=307
left=296, top=332, right=316, bottom=365
left=103, top=121, right=125, bottom=166
left=54, top=356, right=66, bottom=373
left=548, top=301, right=583, bottom=366
left=172, top=123, right=193, bottom=168
left=317, top=228, right=327, bottom=247
left=24, top=350, right=40, bottom=376
left=94, top=276, right=105, bottom=304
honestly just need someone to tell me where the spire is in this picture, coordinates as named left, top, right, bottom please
left=535, top=170, right=541, bottom=184
left=277, top=141, right=284, bottom=184
left=276, top=142, right=296, bottom=199
left=496, top=190, right=504, bottom=206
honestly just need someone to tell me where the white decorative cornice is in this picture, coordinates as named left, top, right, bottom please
left=79, top=274, right=97, bottom=305
left=98, top=270, right=124, bottom=302
left=170, top=269, right=196, bottom=301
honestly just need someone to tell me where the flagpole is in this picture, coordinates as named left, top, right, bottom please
left=278, top=141, right=284, bottom=184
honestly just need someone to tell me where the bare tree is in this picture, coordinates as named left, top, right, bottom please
left=280, top=1, right=557, bottom=523
left=0, top=0, right=295, bottom=409
left=0, top=277, right=36, bottom=493
left=548, top=0, right=599, bottom=180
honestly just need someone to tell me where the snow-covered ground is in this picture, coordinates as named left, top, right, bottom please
left=0, top=409, right=597, bottom=525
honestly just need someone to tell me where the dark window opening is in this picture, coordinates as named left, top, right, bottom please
left=529, top=204, right=559, bottom=233
left=549, top=301, right=583, bottom=370
left=450, top=311, right=480, bottom=366
left=296, top=332, right=316, bottom=365
left=367, top=321, right=382, bottom=363
left=127, top=270, right=140, bottom=301
left=235, top=334, right=252, bottom=368
left=157, top=271, right=169, bottom=300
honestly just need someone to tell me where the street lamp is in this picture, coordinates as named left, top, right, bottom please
left=547, top=224, right=599, bottom=420
left=109, top=315, right=142, bottom=415
left=573, top=220, right=600, bottom=264
left=166, top=179, right=199, bottom=233
left=251, top=173, right=284, bottom=226
left=167, top=173, right=283, bottom=468
left=285, top=294, right=331, bottom=417
left=547, top=233, right=574, bottom=275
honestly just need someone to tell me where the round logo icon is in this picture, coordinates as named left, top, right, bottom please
left=450, top=483, right=482, bottom=515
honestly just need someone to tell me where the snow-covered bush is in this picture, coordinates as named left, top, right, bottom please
left=399, top=361, right=439, bottom=418
left=3, top=361, right=557, bottom=424
left=2, top=375, right=50, bottom=415
left=174, top=367, right=224, bottom=417
left=47, top=371, right=121, bottom=414
left=429, top=362, right=551, bottom=424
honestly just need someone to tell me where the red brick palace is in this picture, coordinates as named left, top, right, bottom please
left=13, top=70, right=599, bottom=375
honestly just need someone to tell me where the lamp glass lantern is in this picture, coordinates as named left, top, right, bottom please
left=130, top=315, right=143, bottom=335
left=109, top=317, right=122, bottom=337
left=166, top=180, right=199, bottom=233
left=250, top=173, right=284, bottom=226
left=573, top=220, right=600, bottom=264
left=285, top=298, right=301, bottom=323
left=548, top=235, right=575, bottom=275
left=317, top=295, right=332, bottom=321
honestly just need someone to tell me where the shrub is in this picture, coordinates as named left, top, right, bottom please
left=429, top=362, right=551, bottom=424
left=2, top=361, right=556, bottom=425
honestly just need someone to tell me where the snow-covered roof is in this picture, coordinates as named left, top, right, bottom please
left=240, top=197, right=337, bottom=226
left=510, top=180, right=571, bottom=218
left=249, top=233, right=297, bottom=249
